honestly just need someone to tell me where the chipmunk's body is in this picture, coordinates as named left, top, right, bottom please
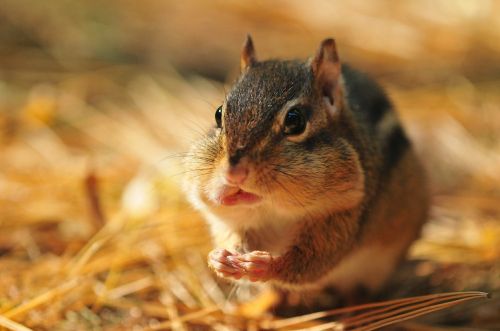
left=183, top=36, right=429, bottom=295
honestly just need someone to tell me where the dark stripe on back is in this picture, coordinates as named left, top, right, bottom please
left=366, top=92, right=392, bottom=124
left=382, top=125, right=410, bottom=176
left=342, top=65, right=392, bottom=127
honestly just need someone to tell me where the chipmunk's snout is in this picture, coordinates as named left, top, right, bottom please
left=225, top=148, right=249, bottom=185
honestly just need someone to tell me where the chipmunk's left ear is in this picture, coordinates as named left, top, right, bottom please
left=241, top=34, right=257, bottom=71
left=312, top=38, right=341, bottom=106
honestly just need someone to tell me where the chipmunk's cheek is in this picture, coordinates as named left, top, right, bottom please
left=204, top=175, right=225, bottom=204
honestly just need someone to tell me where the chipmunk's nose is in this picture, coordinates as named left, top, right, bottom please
left=226, top=148, right=249, bottom=185
left=225, top=163, right=248, bottom=185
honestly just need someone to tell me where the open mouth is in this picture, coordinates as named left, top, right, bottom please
left=218, top=186, right=261, bottom=206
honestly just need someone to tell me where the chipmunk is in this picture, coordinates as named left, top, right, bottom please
left=183, top=35, right=429, bottom=296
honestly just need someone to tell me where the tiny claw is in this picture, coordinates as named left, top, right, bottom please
left=238, top=250, right=274, bottom=282
left=227, top=257, right=245, bottom=270
left=208, top=248, right=246, bottom=280
left=231, top=254, right=246, bottom=262
left=227, top=255, right=238, bottom=262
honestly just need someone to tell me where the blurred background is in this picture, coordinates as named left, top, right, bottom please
left=0, top=1, right=499, bottom=330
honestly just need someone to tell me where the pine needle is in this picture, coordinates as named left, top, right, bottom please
left=267, top=292, right=488, bottom=330
left=2, top=278, right=81, bottom=320
left=0, top=315, right=33, bottom=331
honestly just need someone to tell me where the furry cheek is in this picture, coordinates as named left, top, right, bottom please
left=268, top=140, right=365, bottom=215
left=182, top=138, right=222, bottom=206
left=322, top=142, right=366, bottom=211
left=204, top=169, right=227, bottom=204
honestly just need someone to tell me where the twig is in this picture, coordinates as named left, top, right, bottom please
left=84, top=166, right=106, bottom=230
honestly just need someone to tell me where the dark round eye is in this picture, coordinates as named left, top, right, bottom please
left=215, top=105, right=222, bottom=128
left=283, top=107, right=307, bottom=135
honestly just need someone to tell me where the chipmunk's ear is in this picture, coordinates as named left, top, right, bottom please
left=312, top=38, right=341, bottom=106
left=241, top=34, right=257, bottom=71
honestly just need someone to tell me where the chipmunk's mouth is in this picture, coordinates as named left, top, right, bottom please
left=217, top=185, right=261, bottom=206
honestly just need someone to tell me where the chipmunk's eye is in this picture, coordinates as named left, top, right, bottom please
left=283, top=107, right=307, bottom=135
left=215, top=105, right=222, bottom=128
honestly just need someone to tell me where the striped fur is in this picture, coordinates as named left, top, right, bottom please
left=183, top=38, right=429, bottom=296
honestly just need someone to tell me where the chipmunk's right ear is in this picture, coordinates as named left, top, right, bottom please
left=312, top=38, right=341, bottom=106
left=241, top=34, right=257, bottom=71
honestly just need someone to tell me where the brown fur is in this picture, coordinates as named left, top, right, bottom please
left=183, top=36, right=429, bottom=295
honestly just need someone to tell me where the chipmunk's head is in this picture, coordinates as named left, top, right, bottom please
left=184, top=36, right=364, bottom=228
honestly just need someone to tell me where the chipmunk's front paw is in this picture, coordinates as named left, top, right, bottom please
left=233, top=250, right=274, bottom=282
left=208, top=248, right=246, bottom=280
